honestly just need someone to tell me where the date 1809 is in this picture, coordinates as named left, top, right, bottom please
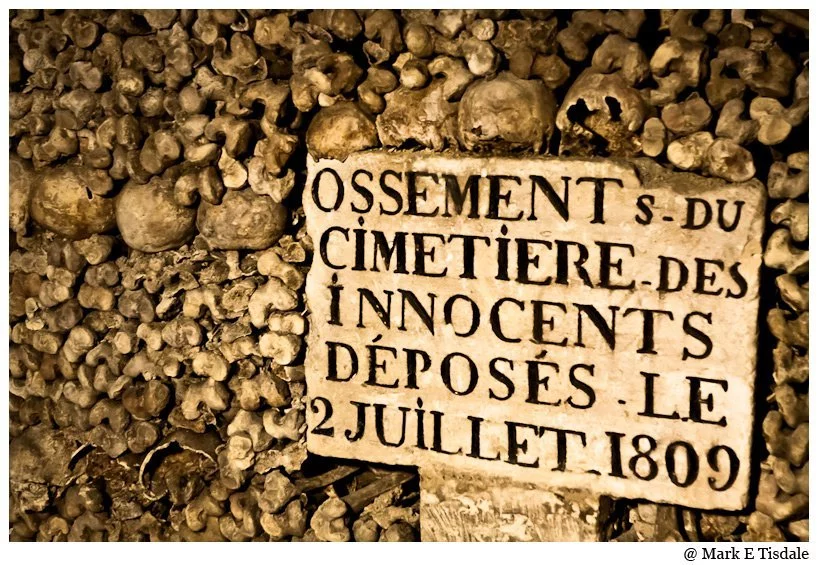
left=308, top=396, right=741, bottom=493
left=606, top=431, right=739, bottom=491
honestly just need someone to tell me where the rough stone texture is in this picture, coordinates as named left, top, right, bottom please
left=420, top=466, right=616, bottom=541
left=305, top=150, right=766, bottom=511
left=617, top=503, right=686, bottom=541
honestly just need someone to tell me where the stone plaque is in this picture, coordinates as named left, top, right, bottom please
left=303, top=151, right=765, bottom=510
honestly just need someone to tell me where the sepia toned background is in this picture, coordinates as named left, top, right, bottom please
left=7, top=8, right=808, bottom=541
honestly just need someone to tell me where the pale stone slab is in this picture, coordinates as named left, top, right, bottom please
left=303, top=150, right=766, bottom=511
left=420, top=465, right=616, bottom=541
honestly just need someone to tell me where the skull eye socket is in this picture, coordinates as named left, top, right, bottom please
left=566, top=99, right=591, bottom=124
left=605, top=96, right=622, bottom=121
left=723, top=66, right=741, bottom=80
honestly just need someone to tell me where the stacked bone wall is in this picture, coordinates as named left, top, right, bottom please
left=8, top=9, right=809, bottom=542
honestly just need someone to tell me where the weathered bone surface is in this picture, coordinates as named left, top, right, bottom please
left=116, top=178, right=197, bottom=252
left=196, top=190, right=287, bottom=250
left=30, top=166, right=117, bottom=240
left=458, top=72, right=555, bottom=152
